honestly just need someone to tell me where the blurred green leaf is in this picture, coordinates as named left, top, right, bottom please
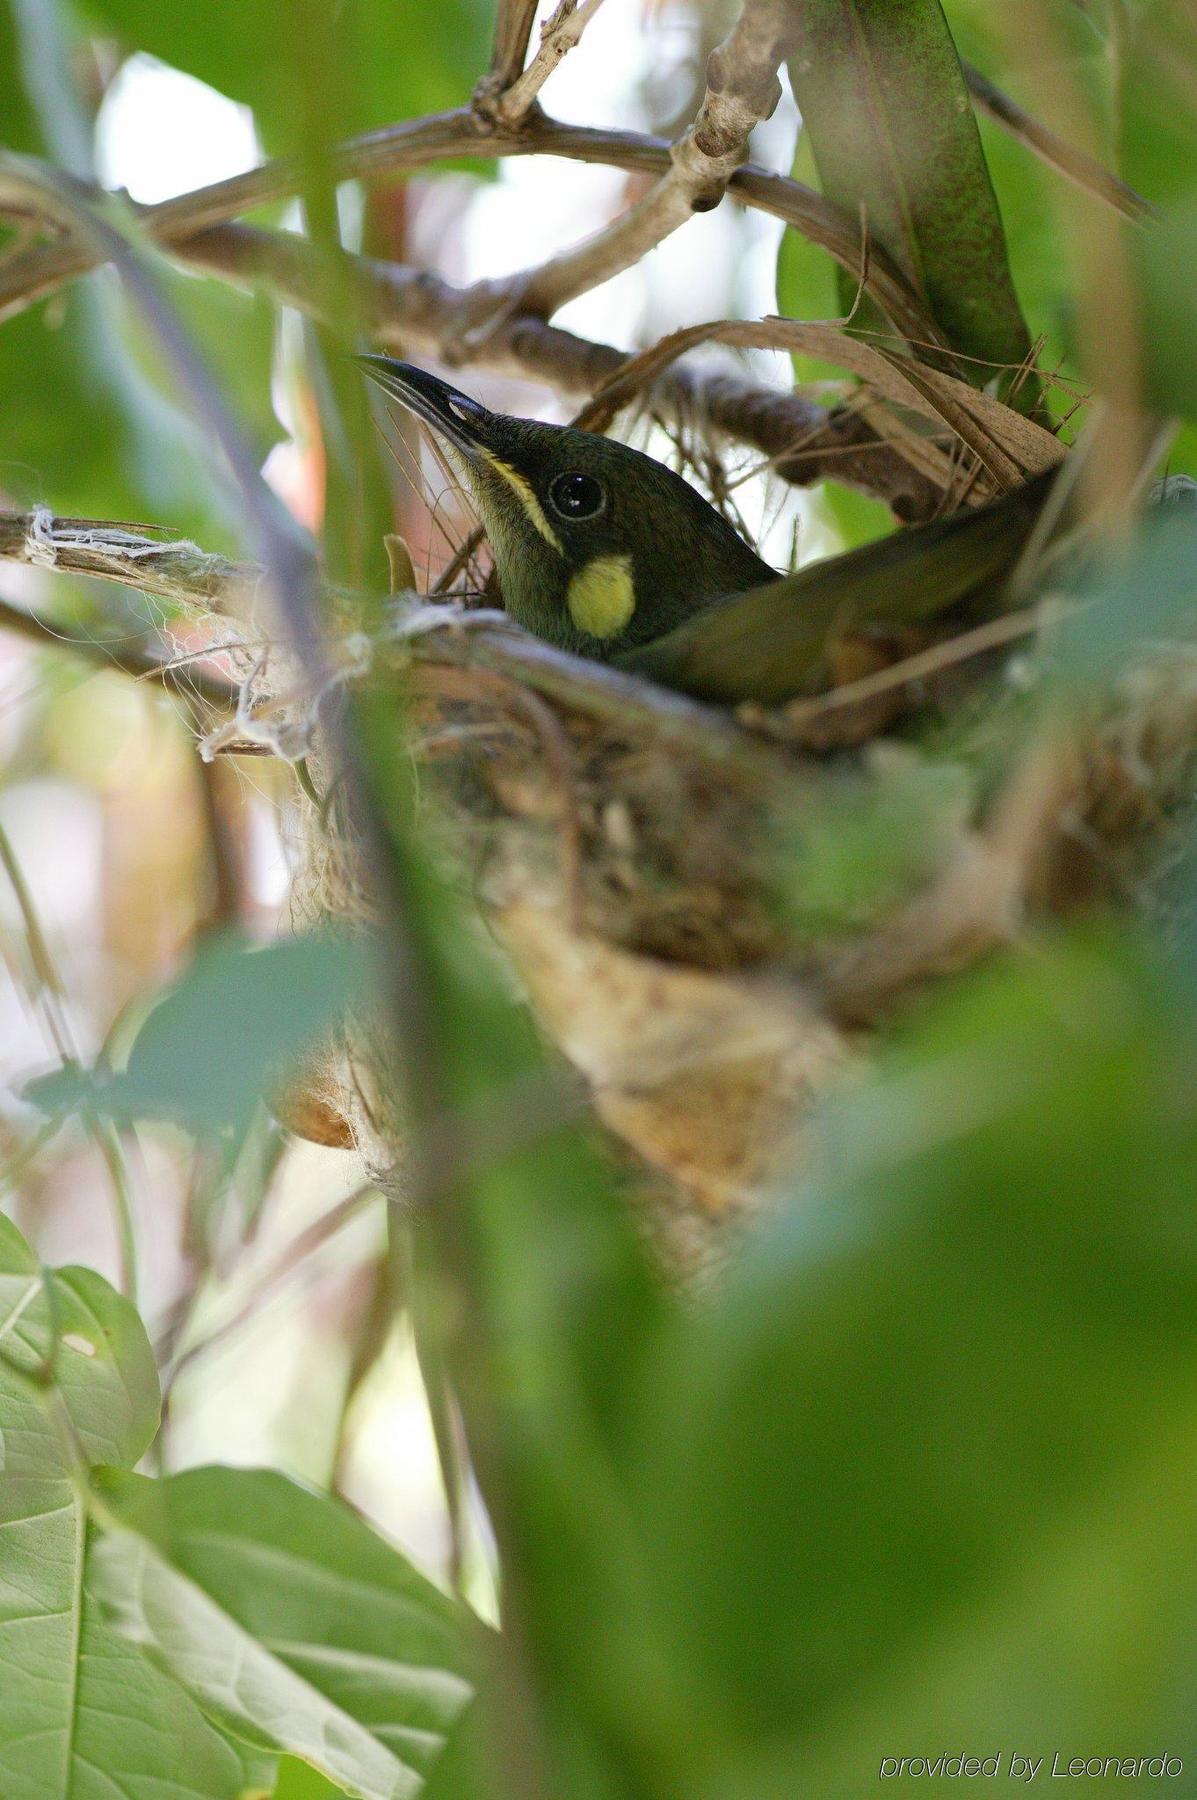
left=785, top=0, right=1032, bottom=384
left=626, top=933, right=1197, bottom=1792
left=777, top=751, right=974, bottom=934
left=0, top=1214, right=257, bottom=1799
left=80, top=0, right=493, bottom=155
left=273, top=1758, right=352, bottom=1799
left=1, top=0, right=279, bottom=546
left=945, top=0, right=1110, bottom=394
left=1118, top=0, right=1197, bottom=207
left=350, top=699, right=686, bottom=1800
left=1046, top=502, right=1197, bottom=685
left=1136, top=201, right=1197, bottom=426
left=91, top=1464, right=476, bottom=1800
left=29, top=929, right=373, bottom=1135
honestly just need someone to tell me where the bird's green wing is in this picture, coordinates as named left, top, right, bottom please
left=620, top=473, right=1056, bottom=704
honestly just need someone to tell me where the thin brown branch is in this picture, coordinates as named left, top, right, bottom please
left=963, top=61, right=1151, bottom=222
left=778, top=599, right=1066, bottom=731
left=477, top=0, right=608, bottom=127
left=0, top=109, right=938, bottom=353
left=0, top=508, right=258, bottom=611
left=0, top=509, right=775, bottom=775
left=483, top=0, right=543, bottom=94
left=476, top=0, right=794, bottom=326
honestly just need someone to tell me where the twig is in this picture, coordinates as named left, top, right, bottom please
left=162, top=1186, right=377, bottom=1387
left=963, top=61, right=1151, bottom=222
left=1, top=508, right=779, bottom=775
left=0, top=509, right=257, bottom=613
left=0, top=818, right=139, bottom=1300
left=473, top=0, right=794, bottom=327
left=0, top=587, right=240, bottom=709
left=478, top=0, right=608, bottom=126
left=482, top=0, right=543, bottom=95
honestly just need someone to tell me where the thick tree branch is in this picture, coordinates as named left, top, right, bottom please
left=0, top=509, right=257, bottom=610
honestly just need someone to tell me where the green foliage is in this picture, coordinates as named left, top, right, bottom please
left=776, top=750, right=974, bottom=933
left=0, top=1215, right=259, bottom=1800
left=0, top=1214, right=477, bottom=1799
left=91, top=1466, right=476, bottom=1799
left=29, top=930, right=374, bottom=1137
left=621, top=934, right=1197, bottom=1791
left=0, top=0, right=280, bottom=546
left=784, top=0, right=1032, bottom=383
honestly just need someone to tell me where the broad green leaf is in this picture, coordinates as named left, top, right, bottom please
left=90, top=1465, right=475, bottom=1800
left=628, top=935, right=1197, bottom=1792
left=274, top=1757, right=352, bottom=1799
left=0, top=1214, right=255, bottom=1800
left=29, top=930, right=373, bottom=1135
left=786, top=0, right=1032, bottom=384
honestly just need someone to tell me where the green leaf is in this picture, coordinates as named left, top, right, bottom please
left=29, top=929, right=373, bottom=1135
left=90, top=1465, right=475, bottom=1800
left=627, top=934, right=1197, bottom=1792
left=273, top=1757, right=352, bottom=1799
left=786, top=0, right=1032, bottom=383
left=0, top=1214, right=256, bottom=1800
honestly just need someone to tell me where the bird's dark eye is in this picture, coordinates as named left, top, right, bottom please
left=548, top=471, right=606, bottom=521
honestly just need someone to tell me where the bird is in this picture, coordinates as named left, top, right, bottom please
left=357, top=354, right=1055, bottom=706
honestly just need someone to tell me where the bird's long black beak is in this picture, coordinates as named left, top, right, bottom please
left=354, top=355, right=493, bottom=458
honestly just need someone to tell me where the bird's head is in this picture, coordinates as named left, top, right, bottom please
left=356, top=355, right=775, bottom=655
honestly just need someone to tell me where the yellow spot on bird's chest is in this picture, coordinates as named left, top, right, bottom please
left=483, top=452, right=562, bottom=552
left=567, top=554, right=636, bottom=640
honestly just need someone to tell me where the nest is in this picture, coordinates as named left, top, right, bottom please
left=280, top=584, right=1197, bottom=1271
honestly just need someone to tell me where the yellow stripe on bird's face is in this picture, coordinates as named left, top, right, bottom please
left=481, top=451, right=563, bottom=552
left=566, top=553, right=636, bottom=640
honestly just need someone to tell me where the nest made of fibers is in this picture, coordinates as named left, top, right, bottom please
left=279, top=503, right=1197, bottom=1270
